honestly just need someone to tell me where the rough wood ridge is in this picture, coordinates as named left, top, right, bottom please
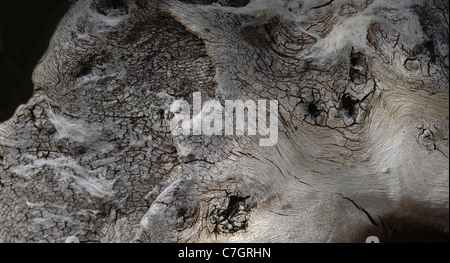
left=0, top=0, right=448, bottom=242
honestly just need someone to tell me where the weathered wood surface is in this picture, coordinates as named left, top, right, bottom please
left=0, top=0, right=448, bottom=242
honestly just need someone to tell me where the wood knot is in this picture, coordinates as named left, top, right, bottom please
left=210, top=195, right=251, bottom=234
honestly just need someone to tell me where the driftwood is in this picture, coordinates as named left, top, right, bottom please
left=0, top=0, right=448, bottom=242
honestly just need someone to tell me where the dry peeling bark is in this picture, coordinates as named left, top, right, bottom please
left=0, top=0, right=448, bottom=243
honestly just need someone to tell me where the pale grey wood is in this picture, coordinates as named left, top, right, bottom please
left=0, top=0, right=448, bottom=242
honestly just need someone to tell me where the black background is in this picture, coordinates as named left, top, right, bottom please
left=0, top=1, right=73, bottom=122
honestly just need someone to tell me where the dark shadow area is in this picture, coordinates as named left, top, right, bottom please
left=384, top=228, right=449, bottom=243
left=0, top=1, right=74, bottom=122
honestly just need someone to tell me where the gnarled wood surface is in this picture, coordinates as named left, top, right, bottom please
left=0, top=0, right=448, bottom=242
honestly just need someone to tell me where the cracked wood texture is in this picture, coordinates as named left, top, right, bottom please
left=0, top=0, right=448, bottom=243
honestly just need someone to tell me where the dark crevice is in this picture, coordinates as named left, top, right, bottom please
left=298, top=88, right=327, bottom=126
left=338, top=194, right=380, bottom=228
left=223, top=195, right=248, bottom=219
left=91, top=0, right=129, bottom=16
left=412, top=40, right=437, bottom=64
left=311, top=0, right=334, bottom=9
left=378, top=215, right=386, bottom=231
left=349, top=47, right=368, bottom=84
left=158, top=109, right=165, bottom=127
left=422, top=40, right=436, bottom=63
left=422, top=40, right=435, bottom=55
left=350, top=47, right=364, bottom=67
left=74, top=66, right=92, bottom=79
left=307, top=102, right=321, bottom=118
left=412, top=3, right=444, bottom=66
left=183, top=158, right=214, bottom=165
left=77, top=147, right=87, bottom=155
left=340, top=94, right=359, bottom=117
left=177, top=207, right=188, bottom=218
left=210, top=194, right=250, bottom=234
